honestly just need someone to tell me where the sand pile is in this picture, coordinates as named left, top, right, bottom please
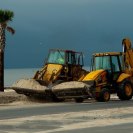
left=52, top=81, right=91, bottom=90
left=11, top=79, right=52, bottom=101
left=0, top=90, right=27, bottom=104
left=12, top=79, right=48, bottom=90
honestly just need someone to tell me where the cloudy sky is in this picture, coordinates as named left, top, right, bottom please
left=1, top=0, right=133, bottom=68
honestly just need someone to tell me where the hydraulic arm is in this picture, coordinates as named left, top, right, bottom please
left=122, top=38, right=133, bottom=74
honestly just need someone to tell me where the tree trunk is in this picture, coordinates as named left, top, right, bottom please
left=0, top=24, right=5, bottom=92
left=0, top=49, right=4, bottom=91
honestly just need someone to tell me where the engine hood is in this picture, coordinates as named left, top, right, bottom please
left=82, top=69, right=106, bottom=81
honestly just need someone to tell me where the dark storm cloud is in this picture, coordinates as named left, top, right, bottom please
left=1, top=0, right=133, bottom=68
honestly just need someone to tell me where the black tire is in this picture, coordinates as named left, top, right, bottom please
left=117, top=80, right=133, bottom=100
left=95, top=88, right=110, bottom=102
left=75, top=97, right=84, bottom=103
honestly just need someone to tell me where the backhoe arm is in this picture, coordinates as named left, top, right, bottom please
left=122, top=38, right=133, bottom=70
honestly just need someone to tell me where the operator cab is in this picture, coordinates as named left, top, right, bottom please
left=92, top=52, right=124, bottom=81
left=47, top=49, right=84, bottom=66
left=46, top=49, right=84, bottom=80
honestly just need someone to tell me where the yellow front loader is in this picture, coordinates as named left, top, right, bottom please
left=33, top=49, right=87, bottom=86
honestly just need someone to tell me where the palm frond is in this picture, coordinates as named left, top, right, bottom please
left=6, top=26, right=15, bottom=34
left=0, top=9, right=14, bottom=23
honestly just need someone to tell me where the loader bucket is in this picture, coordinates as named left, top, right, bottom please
left=12, top=79, right=53, bottom=99
left=52, top=81, right=93, bottom=99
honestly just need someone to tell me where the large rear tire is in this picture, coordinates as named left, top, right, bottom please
left=117, top=80, right=133, bottom=100
left=95, top=88, right=110, bottom=102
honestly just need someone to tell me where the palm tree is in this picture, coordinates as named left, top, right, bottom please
left=0, top=9, right=15, bottom=91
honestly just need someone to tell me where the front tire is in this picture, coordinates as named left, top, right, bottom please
left=95, top=88, right=110, bottom=102
left=117, top=80, right=133, bottom=100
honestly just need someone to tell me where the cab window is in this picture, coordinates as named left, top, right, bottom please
left=111, top=56, right=120, bottom=72
left=47, top=50, right=65, bottom=64
left=94, top=56, right=111, bottom=70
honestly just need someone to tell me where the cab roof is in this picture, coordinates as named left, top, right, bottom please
left=49, top=48, right=83, bottom=54
left=93, top=52, right=123, bottom=57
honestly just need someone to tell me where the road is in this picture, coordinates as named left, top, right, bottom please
left=0, top=99, right=133, bottom=133
left=0, top=99, right=133, bottom=119
left=54, top=123, right=133, bottom=133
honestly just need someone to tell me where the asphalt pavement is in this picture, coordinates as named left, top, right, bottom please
left=0, top=99, right=133, bottom=120
left=54, top=123, right=133, bottom=133
left=0, top=99, right=133, bottom=133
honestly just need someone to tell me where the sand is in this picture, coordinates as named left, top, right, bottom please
left=12, top=78, right=48, bottom=90
left=0, top=89, right=50, bottom=105
left=0, top=89, right=26, bottom=104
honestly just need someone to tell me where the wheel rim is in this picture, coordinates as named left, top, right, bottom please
left=125, top=84, right=132, bottom=96
left=104, top=92, right=110, bottom=101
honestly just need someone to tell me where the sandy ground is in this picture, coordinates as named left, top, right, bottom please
left=0, top=89, right=49, bottom=105
left=0, top=89, right=26, bottom=104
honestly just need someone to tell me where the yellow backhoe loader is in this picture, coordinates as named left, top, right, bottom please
left=53, top=38, right=133, bottom=102
left=13, top=49, right=88, bottom=100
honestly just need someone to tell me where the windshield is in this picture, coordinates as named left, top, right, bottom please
left=47, top=50, right=65, bottom=64
left=93, top=56, right=111, bottom=70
